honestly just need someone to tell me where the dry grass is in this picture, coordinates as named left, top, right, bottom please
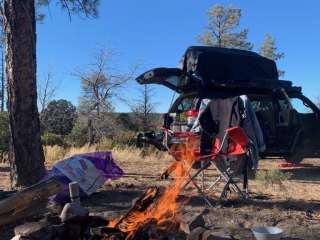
left=44, top=145, right=67, bottom=167
left=44, top=143, right=174, bottom=173
left=44, top=139, right=113, bottom=168
left=41, top=144, right=320, bottom=202
left=250, top=159, right=320, bottom=201
left=43, top=142, right=175, bottom=188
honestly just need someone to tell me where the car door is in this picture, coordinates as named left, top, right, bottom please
left=250, top=91, right=300, bottom=155
left=273, top=90, right=302, bottom=152
left=249, top=94, right=279, bottom=153
left=289, top=94, right=320, bottom=155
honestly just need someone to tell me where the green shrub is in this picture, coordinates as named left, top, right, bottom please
left=65, top=120, right=88, bottom=147
left=116, top=113, right=138, bottom=131
left=41, top=99, right=77, bottom=136
left=256, top=168, right=292, bottom=188
left=42, top=132, right=66, bottom=147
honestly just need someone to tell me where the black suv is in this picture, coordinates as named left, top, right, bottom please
left=136, top=46, right=320, bottom=163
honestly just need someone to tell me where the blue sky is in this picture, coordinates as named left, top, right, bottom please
left=37, top=0, right=320, bottom=112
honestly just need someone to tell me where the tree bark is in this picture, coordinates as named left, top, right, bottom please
left=4, top=0, right=45, bottom=187
left=88, top=118, right=94, bottom=145
left=1, top=51, right=4, bottom=112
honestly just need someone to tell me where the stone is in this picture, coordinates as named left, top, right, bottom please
left=187, top=226, right=207, bottom=240
left=59, top=202, right=89, bottom=223
left=90, top=210, right=121, bottom=220
left=11, top=235, right=27, bottom=240
left=180, top=212, right=206, bottom=234
left=50, top=223, right=67, bottom=237
left=47, top=222, right=82, bottom=240
left=60, top=222, right=82, bottom=240
left=202, top=230, right=233, bottom=240
left=14, top=220, right=50, bottom=240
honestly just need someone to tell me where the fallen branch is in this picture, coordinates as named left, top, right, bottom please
left=0, top=178, right=61, bottom=226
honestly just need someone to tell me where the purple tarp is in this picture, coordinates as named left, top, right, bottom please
left=44, top=151, right=123, bottom=205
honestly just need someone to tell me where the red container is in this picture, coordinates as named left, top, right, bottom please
left=186, top=109, right=199, bottom=126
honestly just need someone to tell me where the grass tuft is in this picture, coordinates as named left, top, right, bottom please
left=256, top=168, right=292, bottom=189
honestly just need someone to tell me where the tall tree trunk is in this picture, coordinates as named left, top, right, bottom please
left=88, top=118, right=94, bottom=145
left=4, top=0, right=45, bottom=187
left=1, top=50, right=4, bottom=112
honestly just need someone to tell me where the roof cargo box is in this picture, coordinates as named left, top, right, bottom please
left=183, top=46, right=279, bottom=84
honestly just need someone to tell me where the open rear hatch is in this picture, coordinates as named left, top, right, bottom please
left=136, top=67, right=184, bottom=93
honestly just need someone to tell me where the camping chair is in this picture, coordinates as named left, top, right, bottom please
left=182, top=126, right=250, bottom=206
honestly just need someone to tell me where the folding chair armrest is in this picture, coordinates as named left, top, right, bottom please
left=216, top=132, right=229, bottom=154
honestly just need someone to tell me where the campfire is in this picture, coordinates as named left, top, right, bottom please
left=102, top=139, right=198, bottom=240
left=7, top=139, right=200, bottom=240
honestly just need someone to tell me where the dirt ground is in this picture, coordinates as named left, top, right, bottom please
left=1, top=157, right=320, bottom=239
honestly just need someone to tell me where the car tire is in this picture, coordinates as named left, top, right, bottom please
left=284, top=149, right=304, bottom=164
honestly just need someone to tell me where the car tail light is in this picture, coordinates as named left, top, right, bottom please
left=186, top=109, right=199, bottom=126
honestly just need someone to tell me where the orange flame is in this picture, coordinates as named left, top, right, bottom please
left=112, top=135, right=199, bottom=239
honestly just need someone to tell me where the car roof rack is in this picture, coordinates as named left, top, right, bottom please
left=178, top=73, right=299, bottom=90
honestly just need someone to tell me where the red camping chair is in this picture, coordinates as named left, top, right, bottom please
left=210, top=126, right=248, bottom=157
left=183, top=126, right=250, bottom=206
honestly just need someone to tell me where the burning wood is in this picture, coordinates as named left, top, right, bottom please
left=109, top=187, right=160, bottom=229
left=102, top=186, right=179, bottom=239
left=102, top=140, right=198, bottom=240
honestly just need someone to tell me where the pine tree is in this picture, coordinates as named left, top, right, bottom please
left=1, top=0, right=100, bottom=187
left=198, top=5, right=253, bottom=50
left=260, top=34, right=285, bottom=77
